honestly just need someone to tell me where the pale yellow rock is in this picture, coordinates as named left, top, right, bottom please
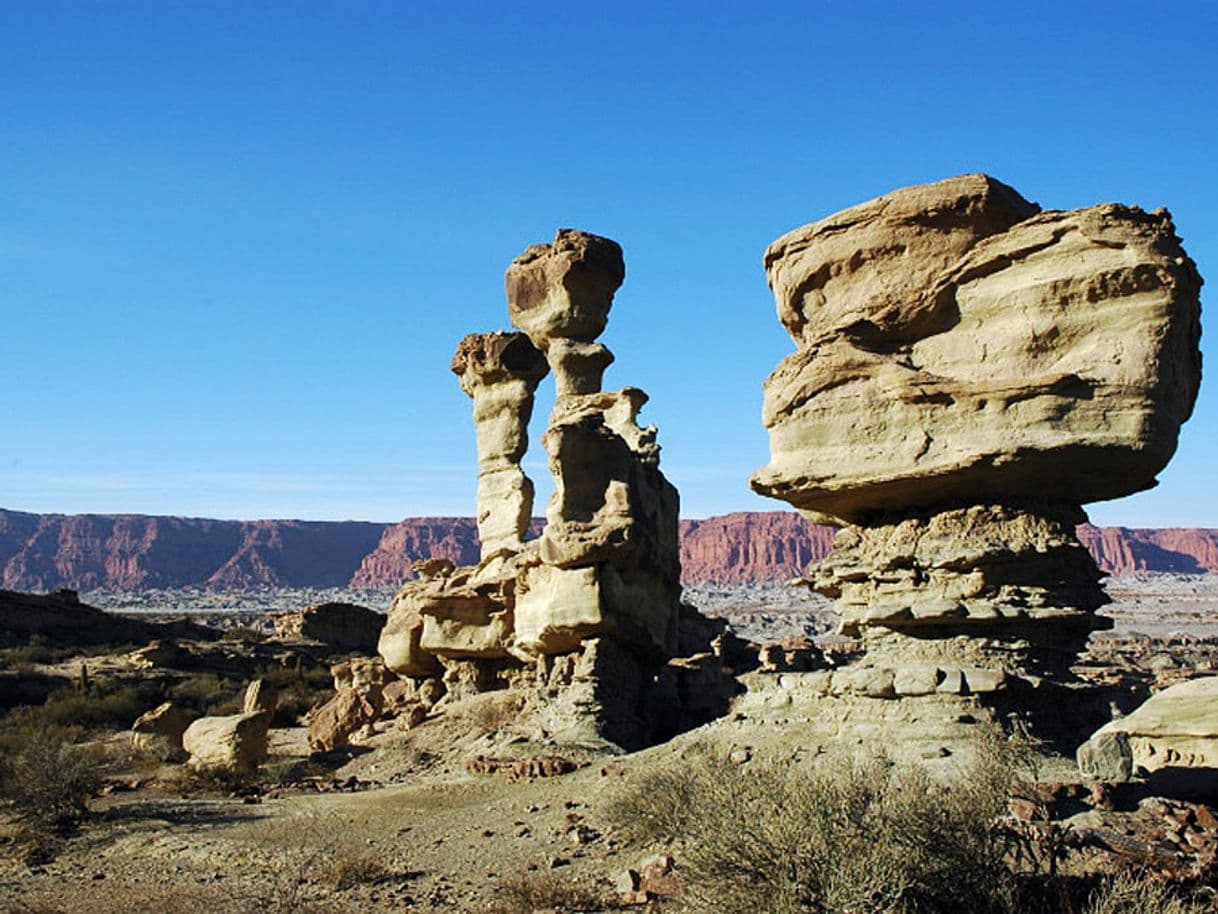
left=753, top=185, right=1203, bottom=523
left=243, top=678, right=278, bottom=715
left=451, top=331, right=548, bottom=557
left=764, top=174, right=1039, bottom=348
left=1092, top=676, right=1218, bottom=774
left=377, top=592, right=440, bottom=678
left=182, top=711, right=271, bottom=775
left=130, top=702, right=195, bottom=762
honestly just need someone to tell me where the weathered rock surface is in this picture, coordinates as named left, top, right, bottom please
left=307, top=685, right=385, bottom=752
left=749, top=174, right=1203, bottom=743
left=268, top=601, right=384, bottom=651
left=1084, top=677, right=1218, bottom=778
left=182, top=710, right=271, bottom=775
left=451, top=332, right=548, bottom=558
left=130, top=702, right=196, bottom=762
left=752, top=176, right=1203, bottom=524
left=373, top=228, right=696, bottom=749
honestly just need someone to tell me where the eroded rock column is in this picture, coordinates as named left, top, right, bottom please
left=450, top=331, right=548, bottom=559
left=750, top=174, right=1202, bottom=736
left=504, top=229, right=681, bottom=661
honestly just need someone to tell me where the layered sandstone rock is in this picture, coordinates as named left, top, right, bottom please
left=750, top=174, right=1203, bottom=736
left=377, top=229, right=687, bottom=747
left=451, top=332, right=548, bottom=558
left=753, top=177, right=1202, bottom=524
left=1081, top=677, right=1218, bottom=779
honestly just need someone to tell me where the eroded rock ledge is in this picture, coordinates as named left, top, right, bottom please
left=751, top=174, right=1203, bottom=742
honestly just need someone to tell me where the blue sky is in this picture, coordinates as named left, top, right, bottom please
left=1, top=1, right=1214, bottom=527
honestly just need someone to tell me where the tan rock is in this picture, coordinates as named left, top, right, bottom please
left=753, top=184, right=1202, bottom=524
left=764, top=173, right=1039, bottom=348
left=307, top=686, right=384, bottom=752
left=377, top=591, right=441, bottom=677
left=182, top=711, right=271, bottom=775
left=506, top=228, right=624, bottom=347
left=243, top=678, right=278, bottom=715
left=130, top=702, right=196, bottom=762
left=1089, top=677, right=1218, bottom=775
left=332, top=656, right=397, bottom=692
left=451, top=331, right=548, bottom=557
left=750, top=175, right=1202, bottom=712
left=814, top=502, right=1110, bottom=659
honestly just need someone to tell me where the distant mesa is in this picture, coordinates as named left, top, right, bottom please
left=0, top=507, right=1215, bottom=592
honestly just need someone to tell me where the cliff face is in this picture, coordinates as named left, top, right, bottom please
left=1077, top=524, right=1218, bottom=576
left=0, top=510, right=382, bottom=591
left=1, top=508, right=1214, bottom=591
left=679, top=512, right=837, bottom=584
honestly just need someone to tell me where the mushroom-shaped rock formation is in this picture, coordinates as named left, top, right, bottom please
left=506, top=229, right=624, bottom=400
left=750, top=174, right=1202, bottom=744
left=377, top=229, right=694, bottom=749
left=451, top=331, right=548, bottom=559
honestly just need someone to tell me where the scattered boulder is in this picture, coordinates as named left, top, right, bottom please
left=1077, top=730, right=1134, bottom=783
left=130, top=702, right=196, bottom=762
left=182, top=711, right=271, bottom=776
left=307, top=686, right=384, bottom=752
left=1083, top=677, right=1218, bottom=783
left=268, top=601, right=384, bottom=652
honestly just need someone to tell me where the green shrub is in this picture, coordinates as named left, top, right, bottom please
left=605, top=743, right=1025, bottom=914
left=0, top=723, right=102, bottom=826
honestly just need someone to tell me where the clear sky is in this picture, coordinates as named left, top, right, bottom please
left=1, top=1, right=1214, bottom=527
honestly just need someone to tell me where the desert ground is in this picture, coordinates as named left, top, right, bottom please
left=3, top=576, right=1218, bottom=913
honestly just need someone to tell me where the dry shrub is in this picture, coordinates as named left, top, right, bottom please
left=1083, top=873, right=1210, bottom=914
left=326, top=852, right=391, bottom=890
left=0, top=722, right=102, bottom=827
left=466, top=692, right=524, bottom=735
left=482, top=871, right=609, bottom=914
left=606, top=740, right=1028, bottom=914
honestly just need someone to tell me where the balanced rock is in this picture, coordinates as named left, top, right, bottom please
left=377, top=228, right=686, bottom=748
left=750, top=174, right=1203, bottom=728
left=753, top=176, right=1202, bottom=524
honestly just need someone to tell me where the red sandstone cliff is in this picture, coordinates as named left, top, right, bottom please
left=0, top=509, right=382, bottom=591
left=1, top=508, right=1214, bottom=592
left=679, top=512, right=838, bottom=584
left=349, top=518, right=482, bottom=588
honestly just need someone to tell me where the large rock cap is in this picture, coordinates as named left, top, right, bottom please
left=506, top=229, right=625, bottom=345
left=752, top=176, right=1203, bottom=524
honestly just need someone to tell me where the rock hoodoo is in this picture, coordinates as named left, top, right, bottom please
left=378, top=229, right=695, bottom=748
left=750, top=174, right=1203, bottom=742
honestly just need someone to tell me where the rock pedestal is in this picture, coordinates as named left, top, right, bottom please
left=750, top=174, right=1203, bottom=747
left=378, top=229, right=688, bottom=749
left=451, top=331, right=548, bottom=558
